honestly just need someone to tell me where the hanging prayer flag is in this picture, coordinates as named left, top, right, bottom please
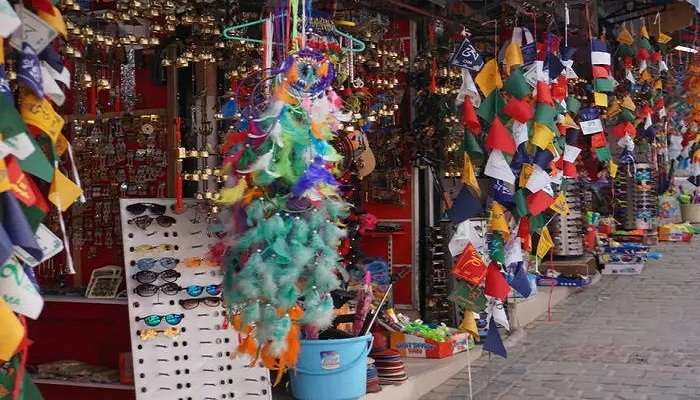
left=483, top=316, right=507, bottom=358
left=0, top=299, right=24, bottom=361
left=447, top=186, right=483, bottom=224
left=458, top=309, right=479, bottom=338
left=489, top=201, right=510, bottom=240
left=536, top=226, right=554, bottom=259
left=17, top=43, right=44, bottom=98
left=475, top=59, right=503, bottom=96
left=0, top=0, right=21, bottom=38
left=461, top=153, right=481, bottom=196
left=485, top=262, right=510, bottom=299
left=484, top=150, right=516, bottom=184
left=509, top=262, right=532, bottom=297
left=503, top=68, right=532, bottom=99
left=485, top=118, right=516, bottom=155
left=550, top=192, right=570, bottom=215
left=450, top=36, right=484, bottom=71
left=531, top=122, right=555, bottom=149
left=451, top=243, right=488, bottom=285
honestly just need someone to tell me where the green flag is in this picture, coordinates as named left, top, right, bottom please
left=477, top=89, right=505, bottom=123
left=593, top=78, right=614, bottom=93
left=595, top=146, right=612, bottom=162
left=619, top=108, right=636, bottom=122
left=566, top=95, right=581, bottom=114
left=529, top=213, right=546, bottom=234
left=503, top=68, right=532, bottom=99
left=463, top=131, right=484, bottom=158
left=0, top=97, right=53, bottom=183
left=514, top=189, right=529, bottom=218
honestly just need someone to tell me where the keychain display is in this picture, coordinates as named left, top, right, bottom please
left=120, top=198, right=271, bottom=400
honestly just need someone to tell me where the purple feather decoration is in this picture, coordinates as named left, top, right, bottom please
left=292, top=158, right=338, bottom=197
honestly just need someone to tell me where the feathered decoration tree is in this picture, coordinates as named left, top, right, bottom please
left=217, top=48, right=351, bottom=384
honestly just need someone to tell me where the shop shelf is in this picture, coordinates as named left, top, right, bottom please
left=32, top=378, right=134, bottom=390
left=42, top=295, right=128, bottom=305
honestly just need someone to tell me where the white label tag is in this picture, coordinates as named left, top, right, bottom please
left=580, top=118, right=603, bottom=135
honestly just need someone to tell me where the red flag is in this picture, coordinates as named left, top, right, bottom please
left=503, top=97, right=533, bottom=123
left=451, top=243, right=488, bottom=285
left=485, top=118, right=516, bottom=155
left=536, top=81, right=553, bottom=105
left=518, top=217, right=531, bottom=251
left=6, top=158, right=38, bottom=206
left=461, top=97, right=481, bottom=133
left=485, top=262, right=510, bottom=300
left=31, top=0, right=55, bottom=15
left=651, top=51, right=662, bottom=62
left=590, top=133, right=607, bottom=148
left=623, top=57, right=634, bottom=68
left=563, top=161, right=578, bottom=178
left=592, top=65, right=610, bottom=79
left=551, top=76, right=568, bottom=101
left=527, top=190, right=555, bottom=216
left=637, top=48, right=650, bottom=60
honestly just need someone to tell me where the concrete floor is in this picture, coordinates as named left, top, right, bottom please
left=423, top=240, right=700, bottom=400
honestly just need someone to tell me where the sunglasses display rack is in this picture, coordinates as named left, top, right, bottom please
left=634, top=163, right=658, bottom=230
left=422, top=221, right=455, bottom=326
left=613, top=167, right=637, bottom=230
left=119, top=198, right=271, bottom=400
left=550, top=181, right=585, bottom=256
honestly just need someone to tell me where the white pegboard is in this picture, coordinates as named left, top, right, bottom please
left=120, top=198, right=271, bottom=400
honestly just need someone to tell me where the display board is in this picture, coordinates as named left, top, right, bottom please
left=120, top=198, right=271, bottom=400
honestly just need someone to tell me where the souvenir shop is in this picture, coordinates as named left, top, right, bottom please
left=1, top=0, right=700, bottom=399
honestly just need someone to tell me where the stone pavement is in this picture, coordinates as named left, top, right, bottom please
left=423, top=240, right=700, bottom=400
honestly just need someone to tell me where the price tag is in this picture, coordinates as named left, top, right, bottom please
left=580, top=118, right=603, bottom=135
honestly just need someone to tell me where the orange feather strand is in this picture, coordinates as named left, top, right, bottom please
left=261, top=344, right=278, bottom=370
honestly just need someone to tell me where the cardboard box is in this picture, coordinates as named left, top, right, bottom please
left=602, top=262, right=644, bottom=275
left=389, top=332, right=470, bottom=359
left=542, top=255, right=597, bottom=276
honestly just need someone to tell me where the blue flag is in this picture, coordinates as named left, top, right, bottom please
left=483, top=316, right=507, bottom=358
left=534, top=149, right=555, bottom=171
left=447, top=186, right=483, bottom=224
left=450, top=37, right=485, bottom=71
left=509, top=262, right=532, bottom=297
left=1, top=192, right=42, bottom=261
left=17, top=43, right=44, bottom=98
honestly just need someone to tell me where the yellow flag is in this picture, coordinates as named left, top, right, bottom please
left=38, top=6, right=67, bottom=38
left=0, top=156, right=10, bottom=193
left=489, top=201, right=510, bottom=240
left=617, top=27, right=634, bottom=45
left=531, top=122, right=554, bottom=149
left=20, top=91, right=65, bottom=144
left=594, top=92, right=608, bottom=107
left=0, top=39, right=4, bottom=65
left=550, top=192, right=570, bottom=215
left=519, top=163, right=534, bottom=187
left=461, top=152, right=481, bottom=196
left=0, top=299, right=24, bottom=361
left=640, top=25, right=649, bottom=39
left=536, top=226, right=554, bottom=259
left=504, top=41, right=524, bottom=72
left=658, top=32, right=672, bottom=44
left=609, top=160, right=618, bottom=178
left=49, top=169, right=82, bottom=211
left=475, top=59, right=503, bottom=97
left=621, top=95, right=636, bottom=111
left=640, top=69, right=652, bottom=82
left=458, top=309, right=479, bottom=339
left=562, top=114, right=579, bottom=129
left=607, top=100, right=621, bottom=117
left=654, top=80, right=663, bottom=90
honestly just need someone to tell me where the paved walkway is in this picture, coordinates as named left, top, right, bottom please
left=423, top=240, right=700, bottom=400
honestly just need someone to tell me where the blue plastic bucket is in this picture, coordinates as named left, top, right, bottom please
left=290, top=335, right=373, bottom=400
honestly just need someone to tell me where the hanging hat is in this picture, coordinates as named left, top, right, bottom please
left=503, top=97, right=533, bottom=123
left=503, top=68, right=532, bottom=99
left=485, top=118, right=516, bottom=155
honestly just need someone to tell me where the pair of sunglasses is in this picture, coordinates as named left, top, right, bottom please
left=132, top=244, right=178, bottom=254
left=140, top=327, right=181, bottom=340
left=127, top=202, right=167, bottom=215
left=183, top=256, right=217, bottom=268
left=133, top=283, right=221, bottom=297
left=133, top=269, right=180, bottom=284
left=132, top=257, right=179, bottom=270
left=179, top=296, right=222, bottom=310
left=134, top=282, right=180, bottom=297
left=128, top=215, right=177, bottom=230
left=136, top=313, right=184, bottom=327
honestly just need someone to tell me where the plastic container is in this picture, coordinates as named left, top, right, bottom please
left=290, top=335, right=373, bottom=400
left=681, top=204, right=700, bottom=223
